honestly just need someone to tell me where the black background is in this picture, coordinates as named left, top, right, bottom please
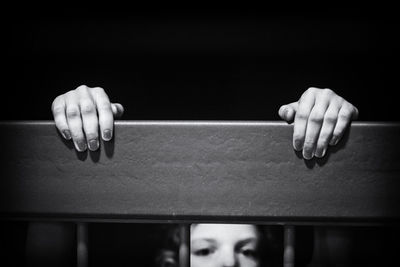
left=2, top=5, right=399, bottom=121
left=1, top=4, right=400, bottom=267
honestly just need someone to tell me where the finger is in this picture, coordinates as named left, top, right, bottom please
left=51, top=95, right=71, bottom=140
left=111, top=103, right=124, bottom=118
left=77, top=86, right=99, bottom=151
left=278, top=102, right=298, bottom=123
left=330, top=102, right=354, bottom=146
left=302, top=95, right=330, bottom=159
left=65, top=90, right=87, bottom=152
left=352, top=105, right=359, bottom=120
left=314, top=103, right=340, bottom=158
left=293, top=91, right=316, bottom=151
left=90, top=87, right=114, bottom=141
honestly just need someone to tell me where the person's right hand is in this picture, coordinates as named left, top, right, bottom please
left=51, top=85, right=124, bottom=152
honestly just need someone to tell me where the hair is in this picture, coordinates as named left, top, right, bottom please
left=154, top=224, right=283, bottom=267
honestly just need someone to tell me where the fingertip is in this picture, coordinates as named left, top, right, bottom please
left=279, top=105, right=295, bottom=123
left=74, top=140, right=87, bottom=152
left=116, top=103, right=124, bottom=117
left=111, top=103, right=124, bottom=118
left=353, top=106, right=359, bottom=120
left=293, top=139, right=303, bottom=151
left=88, top=138, right=99, bottom=151
left=62, top=129, right=72, bottom=140
left=285, top=107, right=295, bottom=122
left=315, top=146, right=327, bottom=158
left=278, top=105, right=287, bottom=119
left=329, top=135, right=339, bottom=146
left=302, top=150, right=313, bottom=160
left=111, top=104, right=117, bottom=115
left=102, top=129, right=113, bottom=141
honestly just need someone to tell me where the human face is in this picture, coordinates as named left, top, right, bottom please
left=190, top=224, right=261, bottom=267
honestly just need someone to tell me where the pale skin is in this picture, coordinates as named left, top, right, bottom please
left=51, top=85, right=358, bottom=159
left=191, top=224, right=261, bottom=267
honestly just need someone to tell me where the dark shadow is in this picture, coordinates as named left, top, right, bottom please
left=294, top=150, right=317, bottom=169
left=294, top=126, right=352, bottom=169
left=57, top=131, right=89, bottom=161
left=89, top=148, right=100, bottom=162
left=57, top=130, right=74, bottom=150
left=75, top=149, right=88, bottom=161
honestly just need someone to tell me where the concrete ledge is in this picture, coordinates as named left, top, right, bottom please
left=0, top=121, right=399, bottom=224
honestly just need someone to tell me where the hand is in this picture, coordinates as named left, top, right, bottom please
left=51, top=85, right=124, bottom=152
left=278, top=87, right=358, bottom=160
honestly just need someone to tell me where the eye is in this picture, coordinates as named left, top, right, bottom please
left=241, top=249, right=257, bottom=258
left=193, top=248, right=214, bottom=256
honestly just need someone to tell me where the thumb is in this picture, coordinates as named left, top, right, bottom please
left=278, top=102, right=298, bottom=123
left=111, top=103, right=124, bottom=118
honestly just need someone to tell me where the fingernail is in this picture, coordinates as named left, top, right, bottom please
left=315, top=147, right=323, bottom=158
left=281, top=106, right=288, bottom=117
left=330, top=136, right=338, bottom=146
left=103, top=129, right=112, bottom=141
left=294, top=140, right=303, bottom=151
left=62, top=130, right=71, bottom=140
left=303, top=148, right=313, bottom=160
left=334, top=137, right=340, bottom=145
left=322, top=147, right=327, bottom=157
left=88, top=139, right=99, bottom=151
left=76, top=140, right=87, bottom=152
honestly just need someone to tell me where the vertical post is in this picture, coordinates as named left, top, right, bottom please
left=283, top=225, right=295, bottom=267
left=179, top=224, right=190, bottom=267
left=77, top=223, right=88, bottom=267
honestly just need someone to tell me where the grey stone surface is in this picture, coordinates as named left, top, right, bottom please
left=0, top=121, right=399, bottom=224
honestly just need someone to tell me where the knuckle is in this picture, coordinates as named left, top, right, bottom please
left=97, top=101, right=111, bottom=111
left=66, top=107, right=80, bottom=118
left=80, top=101, right=95, bottom=114
left=343, top=101, right=353, bottom=109
left=52, top=105, right=65, bottom=115
left=339, top=110, right=351, bottom=120
left=76, top=85, right=88, bottom=92
left=301, top=88, right=313, bottom=98
left=324, top=113, right=337, bottom=123
left=93, top=86, right=105, bottom=93
left=320, top=88, right=334, bottom=99
left=65, top=90, right=76, bottom=97
left=309, top=113, right=324, bottom=123
left=296, top=111, right=309, bottom=120
left=51, top=95, right=63, bottom=107
left=335, top=96, right=344, bottom=105
left=307, top=87, right=318, bottom=92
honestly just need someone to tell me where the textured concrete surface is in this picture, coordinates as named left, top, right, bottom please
left=0, top=121, right=399, bottom=224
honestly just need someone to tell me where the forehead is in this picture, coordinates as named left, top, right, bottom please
left=191, top=224, right=259, bottom=241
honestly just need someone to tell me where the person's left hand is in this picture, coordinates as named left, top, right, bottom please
left=278, top=87, right=359, bottom=159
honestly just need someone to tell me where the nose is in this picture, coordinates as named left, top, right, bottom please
left=219, top=248, right=238, bottom=267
